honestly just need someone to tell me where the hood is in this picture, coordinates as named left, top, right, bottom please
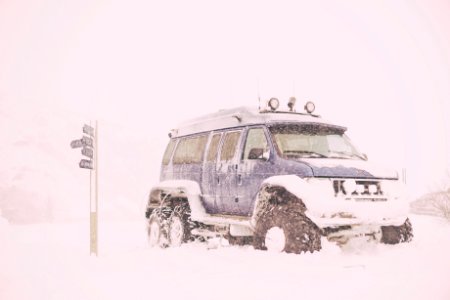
left=300, top=158, right=398, bottom=179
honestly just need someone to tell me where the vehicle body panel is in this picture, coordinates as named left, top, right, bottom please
left=152, top=106, right=407, bottom=232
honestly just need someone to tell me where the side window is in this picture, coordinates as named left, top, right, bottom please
left=220, top=131, right=241, bottom=162
left=162, top=139, right=177, bottom=165
left=173, top=135, right=208, bottom=164
left=243, top=128, right=269, bottom=160
left=206, top=133, right=221, bottom=162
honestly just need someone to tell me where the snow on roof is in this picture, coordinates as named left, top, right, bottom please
left=171, top=106, right=344, bottom=138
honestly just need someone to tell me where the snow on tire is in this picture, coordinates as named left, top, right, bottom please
left=147, top=207, right=171, bottom=248
left=253, top=206, right=322, bottom=254
left=168, top=203, right=192, bottom=247
left=380, top=218, right=413, bottom=244
left=264, top=226, right=286, bottom=252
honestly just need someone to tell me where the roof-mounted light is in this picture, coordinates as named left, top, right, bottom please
left=268, top=98, right=280, bottom=111
left=304, top=101, right=315, bottom=114
left=168, top=129, right=178, bottom=138
left=287, top=97, right=296, bottom=112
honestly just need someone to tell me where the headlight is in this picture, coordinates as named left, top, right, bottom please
left=356, top=184, right=365, bottom=194
left=381, top=180, right=403, bottom=198
left=368, top=184, right=378, bottom=194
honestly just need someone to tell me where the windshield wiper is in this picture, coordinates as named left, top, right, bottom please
left=327, top=151, right=365, bottom=160
left=283, top=150, right=327, bottom=158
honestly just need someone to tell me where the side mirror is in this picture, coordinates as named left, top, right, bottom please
left=248, top=148, right=270, bottom=161
left=362, top=153, right=368, bottom=161
left=262, top=150, right=270, bottom=161
left=248, top=148, right=264, bottom=160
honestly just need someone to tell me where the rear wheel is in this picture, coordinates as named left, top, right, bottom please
left=168, top=204, right=192, bottom=247
left=148, top=215, right=161, bottom=247
left=253, top=206, right=322, bottom=254
left=147, top=207, right=172, bottom=248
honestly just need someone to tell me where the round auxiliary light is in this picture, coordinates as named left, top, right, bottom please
left=369, top=184, right=378, bottom=195
left=268, top=98, right=280, bottom=111
left=304, top=101, right=315, bottom=114
left=343, top=179, right=357, bottom=195
left=356, top=184, right=365, bottom=194
left=288, top=97, right=296, bottom=111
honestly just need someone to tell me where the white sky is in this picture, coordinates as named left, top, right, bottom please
left=1, top=0, right=449, bottom=197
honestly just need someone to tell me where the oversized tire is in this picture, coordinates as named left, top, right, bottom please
left=381, top=218, right=413, bottom=244
left=253, top=206, right=322, bottom=254
left=168, top=204, right=192, bottom=247
left=147, top=207, right=172, bottom=248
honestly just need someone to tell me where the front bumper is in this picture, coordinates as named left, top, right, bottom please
left=304, top=196, right=409, bottom=228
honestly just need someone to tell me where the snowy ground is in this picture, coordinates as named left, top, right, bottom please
left=1, top=214, right=449, bottom=300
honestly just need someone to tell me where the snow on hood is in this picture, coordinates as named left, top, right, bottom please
left=300, top=158, right=398, bottom=179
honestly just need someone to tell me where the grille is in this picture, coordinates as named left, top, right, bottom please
left=333, top=180, right=387, bottom=201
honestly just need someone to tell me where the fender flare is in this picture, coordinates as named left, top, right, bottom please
left=251, top=175, right=312, bottom=226
left=148, top=180, right=207, bottom=221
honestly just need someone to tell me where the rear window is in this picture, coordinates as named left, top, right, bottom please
left=162, top=139, right=177, bottom=165
left=173, top=135, right=208, bottom=164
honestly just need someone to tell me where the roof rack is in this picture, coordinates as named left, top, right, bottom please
left=170, top=106, right=333, bottom=138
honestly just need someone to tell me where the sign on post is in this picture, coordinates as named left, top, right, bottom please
left=70, top=139, right=83, bottom=149
left=70, top=122, right=98, bottom=256
left=79, top=159, right=94, bottom=169
left=82, top=136, right=94, bottom=148
left=83, top=124, right=95, bottom=137
left=81, top=147, right=94, bottom=159
left=71, top=137, right=94, bottom=149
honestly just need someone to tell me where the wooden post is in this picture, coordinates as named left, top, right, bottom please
left=90, top=121, right=99, bottom=256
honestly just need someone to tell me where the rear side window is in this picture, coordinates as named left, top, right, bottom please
left=220, top=131, right=241, bottom=162
left=162, top=139, right=177, bottom=165
left=173, top=135, right=208, bottom=164
left=206, top=133, right=221, bottom=162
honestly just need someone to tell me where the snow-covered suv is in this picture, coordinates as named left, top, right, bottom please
left=145, top=98, right=412, bottom=253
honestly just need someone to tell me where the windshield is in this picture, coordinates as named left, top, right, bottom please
left=269, top=123, right=364, bottom=159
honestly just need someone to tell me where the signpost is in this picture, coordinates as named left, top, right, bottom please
left=83, top=124, right=95, bottom=137
left=79, top=159, right=94, bottom=169
left=70, top=122, right=98, bottom=256
left=70, top=139, right=83, bottom=149
left=82, top=136, right=94, bottom=147
left=81, top=147, right=93, bottom=159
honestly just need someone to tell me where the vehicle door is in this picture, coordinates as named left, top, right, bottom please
left=201, top=132, right=222, bottom=214
left=237, top=127, right=272, bottom=216
left=216, top=130, right=242, bottom=214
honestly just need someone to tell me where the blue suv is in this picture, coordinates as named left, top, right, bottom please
left=145, top=98, right=412, bottom=253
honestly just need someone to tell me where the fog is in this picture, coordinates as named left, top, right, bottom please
left=1, top=0, right=449, bottom=222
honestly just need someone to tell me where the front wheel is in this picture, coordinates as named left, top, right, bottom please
left=381, top=218, right=413, bottom=244
left=253, top=207, right=322, bottom=254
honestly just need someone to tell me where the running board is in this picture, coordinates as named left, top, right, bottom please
left=191, top=214, right=254, bottom=236
left=193, top=213, right=251, bottom=226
